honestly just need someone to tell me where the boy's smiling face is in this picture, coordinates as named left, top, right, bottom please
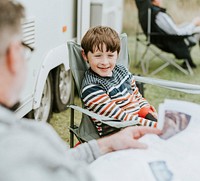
left=84, top=43, right=118, bottom=77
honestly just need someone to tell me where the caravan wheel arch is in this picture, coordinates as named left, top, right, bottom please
left=28, top=44, right=71, bottom=122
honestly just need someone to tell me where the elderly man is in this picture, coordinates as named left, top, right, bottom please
left=0, top=0, right=160, bottom=180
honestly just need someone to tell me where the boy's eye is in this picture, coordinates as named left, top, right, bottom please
left=94, top=54, right=101, bottom=57
left=108, top=54, right=115, bottom=57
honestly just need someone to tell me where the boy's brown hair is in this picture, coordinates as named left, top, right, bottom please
left=81, top=26, right=120, bottom=55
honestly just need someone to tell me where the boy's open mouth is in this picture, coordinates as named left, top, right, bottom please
left=98, top=66, right=110, bottom=69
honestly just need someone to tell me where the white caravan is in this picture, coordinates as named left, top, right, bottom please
left=16, top=0, right=124, bottom=122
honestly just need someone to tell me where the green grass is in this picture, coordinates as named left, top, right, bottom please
left=50, top=96, right=82, bottom=144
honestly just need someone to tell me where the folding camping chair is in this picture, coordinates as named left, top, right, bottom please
left=134, top=0, right=195, bottom=75
left=67, top=33, right=140, bottom=147
left=67, top=32, right=200, bottom=148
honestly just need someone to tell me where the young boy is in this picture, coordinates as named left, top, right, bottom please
left=81, top=26, right=157, bottom=137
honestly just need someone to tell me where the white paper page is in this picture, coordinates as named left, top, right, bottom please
left=90, top=134, right=182, bottom=181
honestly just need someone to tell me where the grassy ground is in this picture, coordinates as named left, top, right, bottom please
left=50, top=0, right=200, bottom=144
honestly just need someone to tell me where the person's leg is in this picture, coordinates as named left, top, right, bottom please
left=193, top=26, right=200, bottom=43
left=182, top=56, right=196, bottom=69
left=183, top=27, right=200, bottom=68
left=185, top=27, right=200, bottom=47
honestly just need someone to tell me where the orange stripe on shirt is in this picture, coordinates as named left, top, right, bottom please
left=88, top=94, right=107, bottom=107
left=100, top=101, right=114, bottom=115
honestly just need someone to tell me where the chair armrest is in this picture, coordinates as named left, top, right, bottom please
left=68, top=105, right=139, bottom=128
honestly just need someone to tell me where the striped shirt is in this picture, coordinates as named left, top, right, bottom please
left=81, top=64, right=157, bottom=136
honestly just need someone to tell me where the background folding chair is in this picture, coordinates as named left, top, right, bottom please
left=67, top=33, right=139, bottom=147
left=134, top=0, right=195, bottom=75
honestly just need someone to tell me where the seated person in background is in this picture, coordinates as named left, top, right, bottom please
left=151, top=0, right=200, bottom=68
left=81, top=26, right=158, bottom=137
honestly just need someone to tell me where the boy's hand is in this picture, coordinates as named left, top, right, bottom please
left=138, top=105, right=158, bottom=120
left=145, top=105, right=158, bottom=121
left=145, top=113, right=157, bottom=122
left=97, top=126, right=161, bottom=154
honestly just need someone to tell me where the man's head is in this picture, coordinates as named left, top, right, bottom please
left=0, top=0, right=24, bottom=58
left=81, top=26, right=120, bottom=77
left=0, top=0, right=26, bottom=108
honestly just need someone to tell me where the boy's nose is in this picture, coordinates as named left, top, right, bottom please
left=101, top=56, right=109, bottom=64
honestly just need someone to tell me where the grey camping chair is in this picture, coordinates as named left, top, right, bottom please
left=67, top=33, right=140, bottom=147
left=67, top=32, right=200, bottom=148
left=134, top=0, right=195, bottom=75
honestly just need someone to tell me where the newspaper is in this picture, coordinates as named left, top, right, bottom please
left=89, top=99, right=200, bottom=181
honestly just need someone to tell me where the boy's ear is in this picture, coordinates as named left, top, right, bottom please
left=81, top=50, right=88, bottom=61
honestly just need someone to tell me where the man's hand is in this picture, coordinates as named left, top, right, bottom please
left=97, top=126, right=161, bottom=154
left=192, top=16, right=200, bottom=26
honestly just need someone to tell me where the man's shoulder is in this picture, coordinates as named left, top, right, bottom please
left=0, top=106, right=67, bottom=151
left=0, top=110, right=72, bottom=181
